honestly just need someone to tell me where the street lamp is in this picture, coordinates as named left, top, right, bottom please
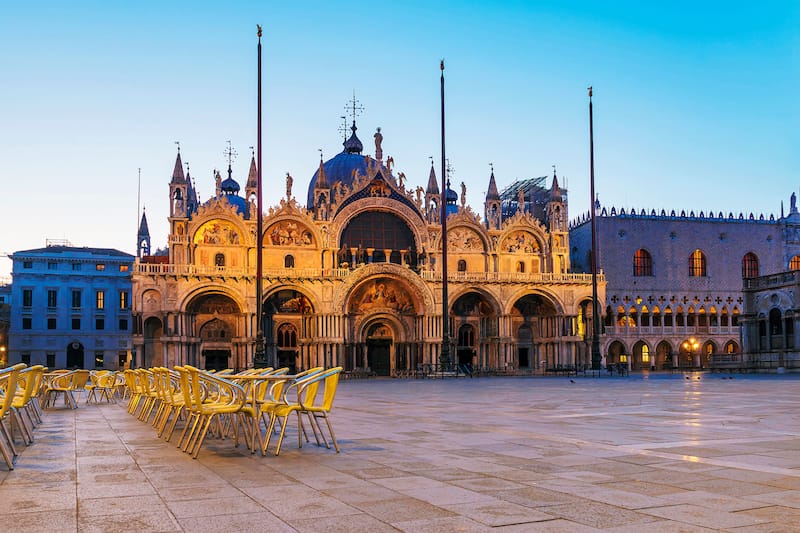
left=683, top=337, right=699, bottom=369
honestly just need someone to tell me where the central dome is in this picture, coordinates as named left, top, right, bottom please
left=306, top=121, right=371, bottom=207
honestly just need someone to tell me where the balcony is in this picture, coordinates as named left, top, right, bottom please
left=133, top=263, right=603, bottom=285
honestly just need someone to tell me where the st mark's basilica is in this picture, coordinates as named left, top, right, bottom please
left=132, top=119, right=601, bottom=375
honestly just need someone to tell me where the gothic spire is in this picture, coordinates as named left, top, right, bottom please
left=550, top=167, right=562, bottom=201
left=486, top=169, right=500, bottom=201
left=426, top=162, right=440, bottom=195
left=170, top=150, right=185, bottom=184
left=246, top=154, right=258, bottom=191
left=315, top=153, right=329, bottom=189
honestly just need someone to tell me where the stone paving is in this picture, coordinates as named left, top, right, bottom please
left=2, top=372, right=800, bottom=532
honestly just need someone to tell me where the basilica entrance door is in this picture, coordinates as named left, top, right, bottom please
left=367, top=339, right=391, bottom=376
left=204, top=350, right=230, bottom=371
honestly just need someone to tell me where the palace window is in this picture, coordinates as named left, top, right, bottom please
left=22, top=289, right=32, bottom=307
left=119, top=290, right=129, bottom=310
left=284, top=255, right=295, bottom=268
left=742, top=252, right=759, bottom=278
left=47, top=289, right=57, bottom=308
left=689, top=249, right=707, bottom=277
left=790, top=255, right=800, bottom=270
left=457, top=259, right=467, bottom=272
left=72, top=289, right=81, bottom=309
left=633, top=249, right=653, bottom=276
left=214, top=253, right=225, bottom=267
left=96, top=290, right=105, bottom=310
left=516, top=261, right=525, bottom=273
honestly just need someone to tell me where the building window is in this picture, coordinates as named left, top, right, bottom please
left=457, top=259, right=467, bottom=272
left=72, top=263, right=82, bottom=271
left=47, top=289, right=58, bottom=308
left=742, top=252, right=759, bottom=278
left=118, top=351, right=127, bottom=368
left=47, top=318, right=57, bottom=330
left=22, top=317, right=32, bottom=330
left=214, top=253, right=225, bottom=267
left=516, top=261, right=525, bottom=273
left=72, top=289, right=81, bottom=308
left=47, top=261, right=58, bottom=270
left=119, top=318, right=128, bottom=331
left=284, top=255, right=295, bottom=268
left=641, top=345, right=650, bottom=363
left=790, top=255, right=800, bottom=271
left=72, top=318, right=81, bottom=330
left=96, top=318, right=105, bottom=330
left=21, top=353, right=31, bottom=365
left=95, top=263, right=105, bottom=271
left=119, top=264, right=129, bottom=272
left=46, top=352, right=56, bottom=368
left=23, top=261, right=32, bottom=269
left=94, top=351, right=104, bottom=368
left=23, top=289, right=33, bottom=307
left=633, top=249, right=653, bottom=276
left=96, top=290, right=105, bottom=310
left=689, top=249, right=707, bottom=277
left=119, top=290, right=128, bottom=309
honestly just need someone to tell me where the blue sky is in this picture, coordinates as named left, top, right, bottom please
left=1, top=1, right=798, bottom=278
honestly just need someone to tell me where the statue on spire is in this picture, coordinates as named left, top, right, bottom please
left=286, top=173, right=293, bottom=200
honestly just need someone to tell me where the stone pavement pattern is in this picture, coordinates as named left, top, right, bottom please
left=2, top=373, right=800, bottom=532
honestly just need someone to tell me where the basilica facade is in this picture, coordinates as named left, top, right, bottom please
left=131, top=122, right=601, bottom=375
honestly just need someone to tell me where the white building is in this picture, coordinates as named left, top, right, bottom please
left=8, top=243, right=135, bottom=369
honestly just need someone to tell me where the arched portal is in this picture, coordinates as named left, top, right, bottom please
left=510, top=293, right=558, bottom=369
left=142, top=317, right=164, bottom=368
left=607, top=340, right=626, bottom=366
left=656, top=340, right=673, bottom=369
left=264, top=289, right=314, bottom=371
left=365, top=321, right=393, bottom=376
left=66, top=341, right=85, bottom=369
left=452, top=291, right=497, bottom=370
left=187, top=293, right=242, bottom=371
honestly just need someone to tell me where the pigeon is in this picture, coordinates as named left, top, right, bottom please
left=685, top=376, right=690, bottom=379
left=570, top=379, right=575, bottom=383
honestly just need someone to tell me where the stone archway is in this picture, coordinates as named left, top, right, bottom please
left=510, top=293, right=559, bottom=369
left=365, top=321, right=393, bottom=376
left=187, top=293, right=242, bottom=370
left=66, top=341, right=85, bottom=369
left=142, top=317, right=163, bottom=368
left=452, top=291, right=498, bottom=370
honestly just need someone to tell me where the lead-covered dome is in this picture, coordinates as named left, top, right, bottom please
left=307, top=122, right=370, bottom=207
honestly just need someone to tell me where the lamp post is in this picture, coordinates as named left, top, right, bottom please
left=683, top=337, right=699, bottom=369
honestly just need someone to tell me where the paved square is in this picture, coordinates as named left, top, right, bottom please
left=3, top=373, right=800, bottom=531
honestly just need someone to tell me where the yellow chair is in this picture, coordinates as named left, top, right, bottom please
left=297, top=367, right=343, bottom=453
left=86, top=371, right=117, bottom=404
left=262, top=368, right=334, bottom=456
left=175, top=365, right=252, bottom=459
left=10, top=365, right=45, bottom=446
left=0, top=364, right=27, bottom=469
left=43, top=369, right=89, bottom=409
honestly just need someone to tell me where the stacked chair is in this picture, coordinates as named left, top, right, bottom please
left=1, top=364, right=49, bottom=470
left=117, top=364, right=344, bottom=460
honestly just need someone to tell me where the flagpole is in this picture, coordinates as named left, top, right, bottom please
left=254, top=25, right=267, bottom=368
left=439, top=60, right=451, bottom=371
left=589, top=86, right=602, bottom=372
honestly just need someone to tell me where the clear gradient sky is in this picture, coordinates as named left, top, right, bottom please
left=1, top=1, right=798, bottom=278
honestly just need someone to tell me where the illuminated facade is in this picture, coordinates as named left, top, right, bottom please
left=570, top=197, right=800, bottom=371
left=132, top=123, right=602, bottom=374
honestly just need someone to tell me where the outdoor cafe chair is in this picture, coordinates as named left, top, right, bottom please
left=262, top=367, right=336, bottom=456
left=10, top=365, right=45, bottom=446
left=175, top=365, right=252, bottom=459
left=43, top=369, right=89, bottom=409
left=296, top=366, right=343, bottom=453
left=0, top=364, right=26, bottom=469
